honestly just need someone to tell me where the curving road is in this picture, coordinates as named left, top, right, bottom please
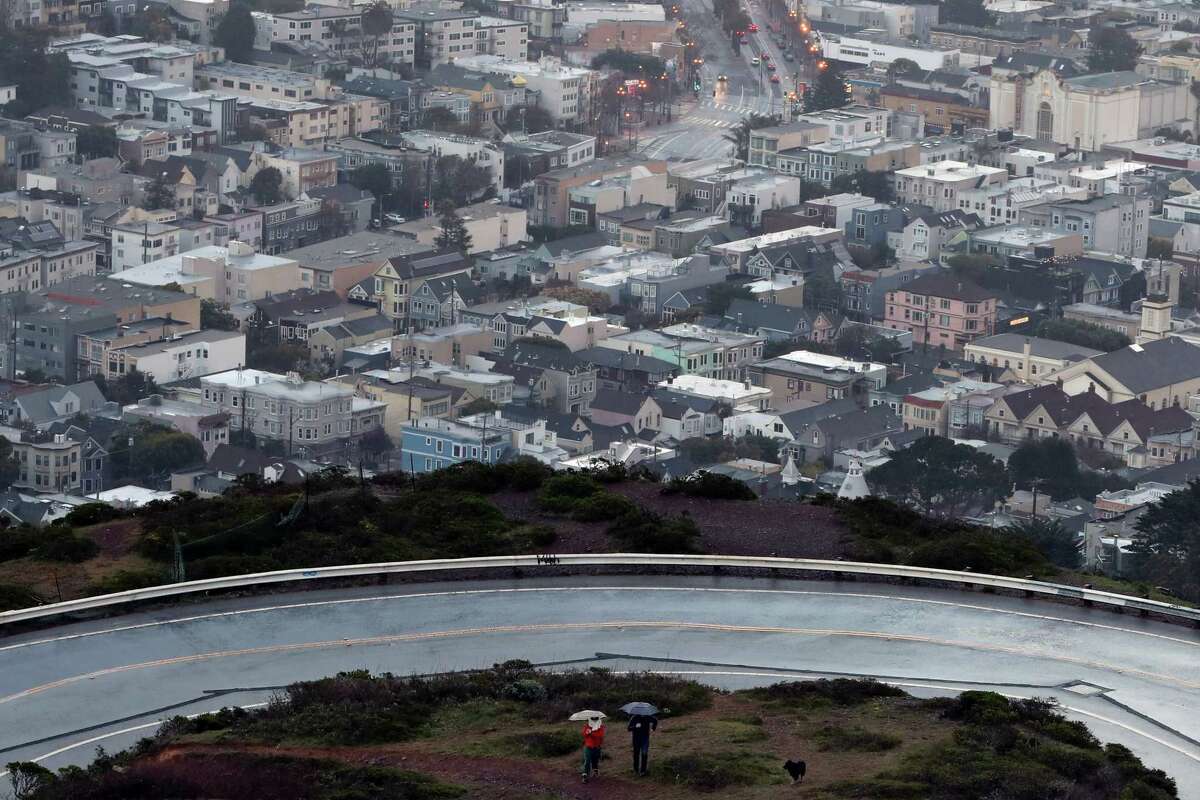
left=2, top=575, right=1199, bottom=792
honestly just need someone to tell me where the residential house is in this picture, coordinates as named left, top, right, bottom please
left=364, top=249, right=473, bottom=331
left=2, top=380, right=108, bottom=427
left=588, top=390, right=661, bottom=432
left=124, top=395, right=231, bottom=457
left=1040, top=336, right=1200, bottom=409
left=574, top=346, right=677, bottom=392
left=748, top=350, right=886, bottom=412
left=400, top=411, right=564, bottom=474
left=252, top=289, right=379, bottom=343
left=964, top=333, right=1103, bottom=383
left=783, top=404, right=902, bottom=464
left=895, top=209, right=984, bottom=263
left=884, top=273, right=997, bottom=350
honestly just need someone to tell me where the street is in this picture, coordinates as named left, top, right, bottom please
left=640, top=0, right=814, bottom=159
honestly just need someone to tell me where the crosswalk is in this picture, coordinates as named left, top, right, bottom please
left=683, top=117, right=739, bottom=128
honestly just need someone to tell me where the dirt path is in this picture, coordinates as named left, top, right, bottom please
left=157, top=742, right=656, bottom=800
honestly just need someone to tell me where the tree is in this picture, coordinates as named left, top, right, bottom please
left=349, top=162, right=393, bottom=211
left=804, top=65, right=850, bottom=113
left=1007, top=437, right=1082, bottom=500
left=940, top=0, right=994, bottom=27
left=130, top=7, right=174, bottom=42
left=1035, top=317, right=1130, bottom=352
left=142, top=177, right=174, bottom=211
left=723, top=113, right=779, bottom=161
left=423, top=106, right=461, bottom=132
left=434, top=202, right=473, bottom=253
left=1130, top=480, right=1200, bottom=600
left=847, top=169, right=894, bottom=203
left=705, top=282, right=753, bottom=315
left=886, top=58, right=922, bottom=80
left=544, top=285, right=612, bottom=313
left=1003, top=517, right=1080, bottom=569
left=867, top=435, right=1010, bottom=517
left=201, top=298, right=239, bottom=331
left=1088, top=26, right=1142, bottom=73
left=360, top=1, right=395, bottom=70
left=7, top=761, right=55, bottom=800
left=1147, top=236, right=1175, bottom=261
left=76, top=126, right=117, bottom=160
left=112, top=425, right=205, bottom=482
left=214, top=3, right=256, bottom=63
left=0, top=437, right=17, bottom=490
left=803, top=267, right=843, bottom=311
left=0, top=28, right=72, bottom=119
left=431, top=155, right=492, bottom=206
left=591, top=49, right=667, bottom=76
left=105, top=369, right=158, bottom=406
left=505, top=104, right=554, bottom=134
left=460, top=397, right=500, bottom=416
left=249, top=167, right=284, bottom=205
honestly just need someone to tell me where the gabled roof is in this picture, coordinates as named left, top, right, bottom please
left=810, top=404, right=901, bottom=440
left=1089, top=338, right=1200, bottom=394
left=895, top=273, right=996, bottom=303
left=13, top=381, right=107, bottom=424
left=590, top=389, right=651, bottom=416
left=421, top=275, right=485, bottom=304
left=723, top=297, right=811, bottom=334
left=385, top=249, right=472, bottom=279
left=575, top=346, right=677, bottom=374
left=537, top=231, right=610, bottom=258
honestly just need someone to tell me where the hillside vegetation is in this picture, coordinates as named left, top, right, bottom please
left=6, top=667, right=1177, bottom=800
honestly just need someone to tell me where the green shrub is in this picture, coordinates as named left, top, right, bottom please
left=64, top=502, right=126, bottom=527
left=86, top=567, right=169, bottom=595
left=656, top=751, right=784, bottom=791
left=745, top=679, right=905, bottom=708
left=503, top=729, right=579, bottom=758
left=815, top=724, right=902, bottom=752
left=0, top=527, right=41, bottom=562
left=570, top=492, right=635, bottom=522
left=907, top=532, right=1051, bottom=576
left=536, top=473, right=601, bottom=513
left=0, top=582, right=41, bottom=611
left=827, top=778, right=929, bottom=798
left=607, top=507, right=700, bottom=553
left=663, top=470, right=757, bottom=500
left=507, top=524, right=558, bottom=550
left=501, top=679, right=547, bottom=703
left=35, top=533, right=99, bottom=563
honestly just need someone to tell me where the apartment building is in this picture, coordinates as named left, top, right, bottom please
left=894, top=161, right=1008, bottom=212
left=474, top=17, right=530, bottom=60
left=367, top=249, right=473, bottom=331
left=884, top=273, right=997, bottom=350
left=725, top=174, right=804, bottom=227
left=1018, top=194, right=1151, bottom=259
left=775, top=138, right=920, bottom=186
left=75, top=316, right=192, bottom=379
left=200, top=370, right=386, bottom=457
left=451, top=55, right=596, bottom=126
left=746, top=121, right=829, bottom=169
left=0, top=221, right=98, bottom=295
left=748, top=351, right=883, bottom=412
left=399, top=130, right=506, bottom=195
left=9, top=276, right=201, bottom=382
left=109, top=241, right=300, bottom=303
left=103, top=329, right=246, bottom=384
left=965, top=333, right=1102, bottom=383
left=109, top=221, right=181, bottom=273
left=266, top=6, right=418, bottom=66
left=251, top=148, right=338, bottom=199
left=394, top=5, right=479, bottom=67
left=531, top=156, right=668, bottom=228
left=401, top=411, right=559, bottom=473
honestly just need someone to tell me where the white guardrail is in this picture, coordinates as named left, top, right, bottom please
left=2, top=553, right=1199, bottom=628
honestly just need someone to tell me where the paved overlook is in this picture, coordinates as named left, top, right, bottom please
left=1, top=575, right=1199, bottom=793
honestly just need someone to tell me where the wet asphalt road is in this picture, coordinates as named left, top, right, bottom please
left=1, top=574, right=1198, bottom=793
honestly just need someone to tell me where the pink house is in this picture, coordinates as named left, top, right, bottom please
left=884, top=274, right=997, bottom=351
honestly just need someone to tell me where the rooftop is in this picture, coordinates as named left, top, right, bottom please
left=894, top=160, right=1006, bottom=181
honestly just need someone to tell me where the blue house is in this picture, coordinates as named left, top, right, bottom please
left=844, top=202, right=905, bottom=250
left=400, top=415, right=512, bottom=473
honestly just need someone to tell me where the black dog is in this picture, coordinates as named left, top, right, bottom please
left=784, top=759, right=806, bottom=783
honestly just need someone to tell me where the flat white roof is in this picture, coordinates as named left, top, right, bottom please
left=200, top=368, right=284, bottom=388
left=658, top=374, right=772, bottom=401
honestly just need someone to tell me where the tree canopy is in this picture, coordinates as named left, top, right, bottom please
left=142, top=177, right=174, bottom=211
left=214, top=3, right=257, bottom=63
left=1003, top=517, right=1080, bottom=569
left=360, top=2, right=395, bottom=68
left=201, top=299, right=240, bottom=331
left=76, top=126, right=118, bottom=160
left=1007, top=437, right=1085, bottom=500
left=723, top=114, right=779, bottom=161
left=1034, top=317, right=1131, bottom=352
left=886, top=58, right=923, bottom=80
left=250, top=167, right=284, bottom=205
left=868, top=435, right=1010, bottom=516
left=505, top=105, right=555, bottom=134
left=349, top=163, right=393, bottom=206
left=1088, top=26, right=1142, bottom=73
left=939, top=0, right=995, bottom=27
left=434, top=203, right=472, bottom=253
left=1131, top=480, right=1200, bottom=601
left=0, top=28, right=71, bottom=119
left=804, top=66, right=851, bottom=113
left=704, top=282, right=754, bottom=315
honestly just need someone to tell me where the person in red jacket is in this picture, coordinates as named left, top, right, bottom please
left=581, top=717, right=605, bottom=783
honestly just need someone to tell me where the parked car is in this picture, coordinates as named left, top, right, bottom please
left=385, top=213, right=407, bottom=225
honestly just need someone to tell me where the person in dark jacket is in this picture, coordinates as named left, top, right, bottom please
left=627, top=714, right=658, bottom=775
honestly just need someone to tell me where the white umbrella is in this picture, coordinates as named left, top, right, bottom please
left=569, top=710, right=608, bottom=722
